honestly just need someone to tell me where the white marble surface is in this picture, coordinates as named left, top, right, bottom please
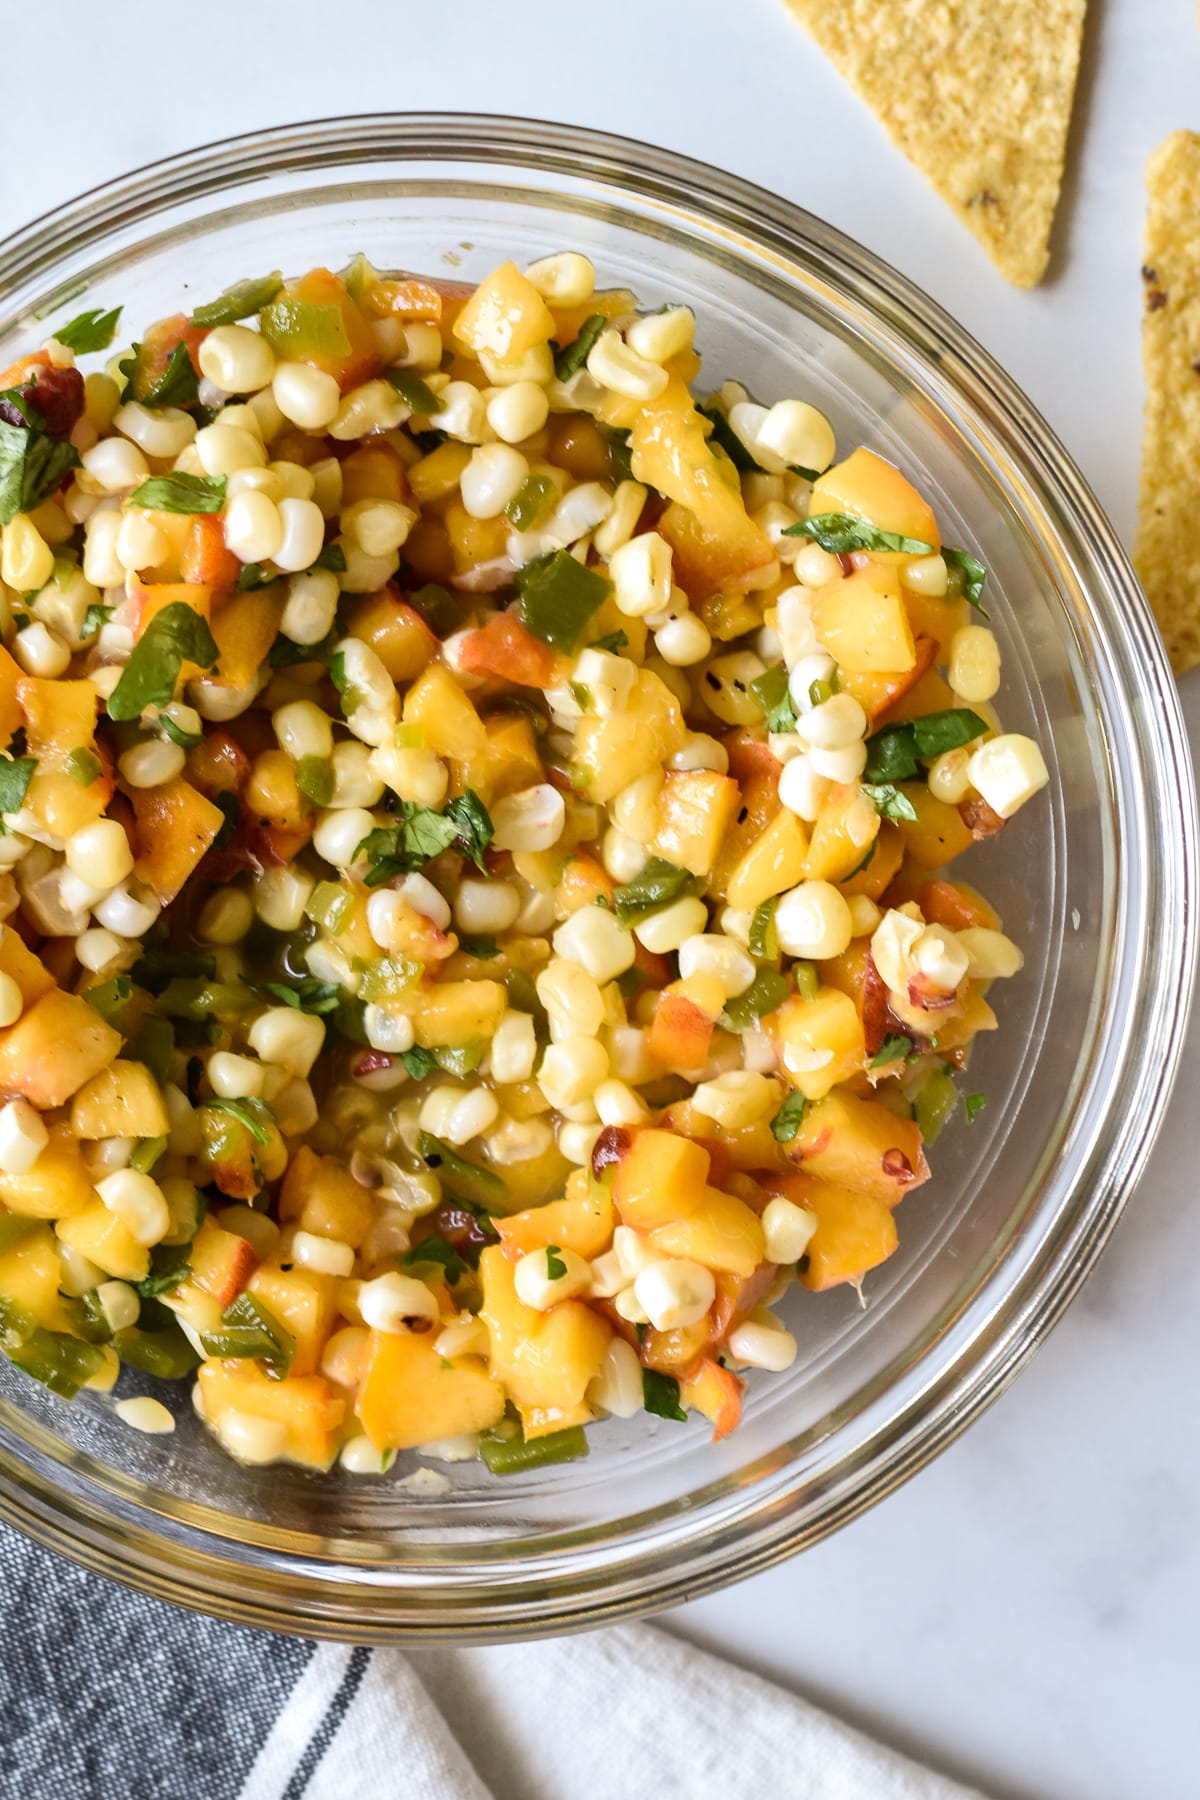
left=2, top=2, right=1197, bottom=1795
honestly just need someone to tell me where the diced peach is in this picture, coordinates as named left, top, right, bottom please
left=247, top=1264, right=338, bottom=1377
left=197, top=1361, right=345, bottom=1468
left=803, top=790, right=880, bottom=884
left=130, top=778, right=226, bottom=903
left=775, top=1172, right=899, bottom=1291
left=918, top=879, right=1001, bottom=933
left=17, top=676, right=97, bottom=756
left=837, top=823, right=905, bottom=900
left=0, top=1123, right=94, bottom=1220
left=451, top=261, right=556, bottom=361
left=479, top=1245, right=610, bottom=1430
left=838, top=635, right=938, bottom=725
left=0, top=1222, right=70, bottom=1328
left=810, top=565, right=916, bottom=673
left=457, top=612, right=562, bottom=688
left=894, top=785, right=976, bottom=870
left=56, top=1201, right=149, bottom=1283
left=404, top=662, right=486, bottom=758
left=190, top=1219, right=259, bottom=1309
left=0, top=989, right=120, bottom=1109
left=647, top=1186, right=765, bottom=1277
left=209, top=589, right=284, bottom=690
left=680, top=1356, right=744, bottom=1441
left=726, top=808, right=809, bottom=911
left=358, top=1326, right=505, bottom=1451
left=612, top=1128, right=710, bottom=1231
left=340, top=441, right=411, bottom=508
left=185, top=729, right=250, bottom=797
left=572, top=669, right=686, bottom=802
left=652, top=770, right=740, bottom=877
left=771, top=987, right=866, bottom=1100
left=0, top=646, right=23, bottom=746
left=556, top=853, right=614, bottom=914
left=267, top=268, right=379, bottom=390
left=496, top=1175, right=614, bottom=1262
left=70, top=1061, right=169, bottom=1140
left=0, top=925, right=54, bottom=1008
left=648, top=987, right=715, bottom=1072
left=278, top=1146, right=377, bottom=1248
left=346, top=590, right=439, bottom=683
left=180, top=515, right=240, bottom=591
left=809, top=447, right=940, bottom=551
left=786, top=1090, right=929, bottom=1207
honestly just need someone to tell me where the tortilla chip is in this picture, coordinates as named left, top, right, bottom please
left=1135, top=131, right=1200, bottom=675
left=783, top=0, right=1087, bottom=288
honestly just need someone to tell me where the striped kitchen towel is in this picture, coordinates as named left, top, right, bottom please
left=0, top=1525, right=985, bottom=1800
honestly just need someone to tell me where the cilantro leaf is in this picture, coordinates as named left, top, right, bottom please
left=121, top=340, right=199, bottom=409
left=861, top=782, right=919, bottom=823
left=460, top=934, right=500, bottom=960
left=442, top=790, right=493, bottom=871
left=356, top=790, right=493, bottom=886
left=770, top=1091, right=808, bottom=1143
left=402, top=1234, right=467, bottom=1284
left=783, top=512, right=935, bottom=557
left=190, top=271, right=283, bottom=330
left=872, top=1033, right=914, bottom=1067
left=81, top=602, right=113, bottom=640
left=383, top=368, right=440, bottom=414
left=134, top=1242, right=191, bottom=1299
left=212, top=792, right=240, bottom=851
left=698, top=404, right=762, bottom=473
left=107, top=602, right=219, bottom=721
left=748, top=663, right=797, bottom=734
left=0, top=421, right=80, bottom=525
left=553, top=313, right=606, bottom=381
left=205, top=1096, right=273, bottom=1145
left=642, top=1368, right=688, bottom=1422
left=401, top=1046, right=437, bottom=1081
left=0, top=757, right=37, bottom=815
left=128, top=472, right=226, bottom=514
left=943, top=547, right=990, bottom=617
left=54, top=306, right=123, bottom=354
left=911, top=708, right=988, bottom=760
left=748, top=898, right=779, bottom=962
left=159, top=708, right=204, bottom=749
left=545, top=1244, right=567, bottom=1280
left=965, top=1092, right=988, bottom=1123
left=249, top=977, right=339, bottom=1016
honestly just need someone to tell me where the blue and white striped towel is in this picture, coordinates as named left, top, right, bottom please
left=0, top=1524, right=984, bottom=1800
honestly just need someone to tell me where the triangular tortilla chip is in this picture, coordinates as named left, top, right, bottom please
left=1135, top=131, right=1200, bottom=675
left=783, top=0, right=1087, bottom=288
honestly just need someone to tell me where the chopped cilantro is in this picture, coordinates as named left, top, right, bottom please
left=545, top=1245, right=567, bottom=1280
left=642, top=1368, right=687, bottom=1422
left=783, top=512, right=935, bottom=557
left=54, top=306, right=123, bottom=354
left=107, top=603, right=218, bottom=722
left=128, top=472, right=226, bottom=514
left=770, top=1090, right=808, bottom=1143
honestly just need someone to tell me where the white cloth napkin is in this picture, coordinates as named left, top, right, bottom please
left=238, top=1623, right=986, bottom=1800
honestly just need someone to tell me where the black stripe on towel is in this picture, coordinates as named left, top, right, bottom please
left=282, top=1646, right=372, bottom=1798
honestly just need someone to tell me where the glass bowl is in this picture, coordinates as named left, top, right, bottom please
left=0, top=114, right=1192, bottom=1641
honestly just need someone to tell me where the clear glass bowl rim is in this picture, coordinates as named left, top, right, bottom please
left=0, top=111, right=1193, bottom=1641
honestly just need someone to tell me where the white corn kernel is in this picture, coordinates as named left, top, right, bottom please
left=273, top=699, right=334, bottom=763
left=281, top=568, right=339, bottom=645
left=441, top=1087, right=501, bottom=1146
left=273, top=1078, right=319, bottom=1137
left=655, top=612, right=711, bottom=667
left=677, top=934, right=756, bottom=999
left=593, top=480, right=647, bottom=557
left=571, top=646, right=637, bottom=717
left=428, top=380, right=488, bottom=443
left=538, top=1035, right=609, bottom=1109
left=807, top=741, right=868, bottom=785
left=691, top=1070, right=779, bottom=1129
left=728, top=1317, right=798, bottom=1371
left=626, top=306, right=695, bottom=363
left=553, top=906, right=637, bottom=984
left=218, top=1410, right=288, bottom=1464
left=949, top=625, right=1002, bottom=705
left=460, top=443, right=528, bottom=519
left=272, top=498, right=326, bottom=573
left=609, top=531, right=672, bottom=618
left=524, top=252, right=596, bottom=306
left=81, top=436, right=148, bottom=492
left=196, top=888, right=253, bottom=945
left=912, top=924, right=970, bottom=993
left=115, top=1395, right=176, bottom=1435
left=586, top=1335, right=644, bottom=1418
left=223, top=489, right=283, bottom=563
left=871, top=908, right=926, bottom=996
left=762, top=1196, right=818, bottom=1265
left=486, top=380, right=550, bottom=445
left=96, top=1279, right=141, bottom=1334
left=795, top=692, right=867, bottom=751
left=454, top=877, right=520, bottom=935
left=93, top=881, right=159, bottom=937
left=118, top=738, right=185, bottom=789
left=329, top=379, right=406, bottom=440
left=291, top=1229, right=355, bottom=1278
left=194, top=422, right=266, bottom=478
left=513, top=1244, right=592, bottom=1310
left=671, top=732, right=729, bottom=775
left=594, top=1078, right=648, bottom=1127
left=392, top=322, right=443, bottom=371
left=341, top=498, right=416, bottom=558
left=633, top=895, right=709, bottom=955
left=330, top=739, right=384, bottom=809
left=0, top=971, right=21, bottom=1027
left=359, top=1271, right=440, bottom=1332
left=586, top=329, right=668, bottom=401
left=247, top=1006, right=326, bottom=1077
left=272, top=362, right=341, bottom=430
left=362, top=1005, right=415, bottom=1055
left=755, top=400, right=836, bottom=476
left=207, top=1051, right=268, bottom=1100
left=391, top=871, right=451, bottom=931
left=65, top=819, right=133, bottom=891
left=491, top=783, right=566, bottom=852
left=536, top=961, right=606, bottom=1038
left=774, top=881, right=853, bottom=960
left=928, top=747, right=973, bottom=805
left=490, top=1011, right=537, bottom=1084
left=634, top=1258, right=716, bottom=1332
left=113, top=401, right=196, bottom=459
left=479, top=342, right=555, bottom=387
left=339, top=1433, right=394, bottom=1474
left=96, top=1168, right=170, bottom=1245
left=0, top=1099, right=48, bottom=1174
left=13, top=620, right=70, bottom=678
left=967, top=734, right=1049, bottom=819
left=198, top=324, right=276, bottom=393
left=903, top=553, right=948, bottom=597
left=252, top=864, right=315, bottom=933
left=846, top=894, right=881, bottom=937
left=114, top=509, right=169, bottom=575
left=956, top=926, right=1024, bottom=981
left=601, top=827, right=646, bottom=884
